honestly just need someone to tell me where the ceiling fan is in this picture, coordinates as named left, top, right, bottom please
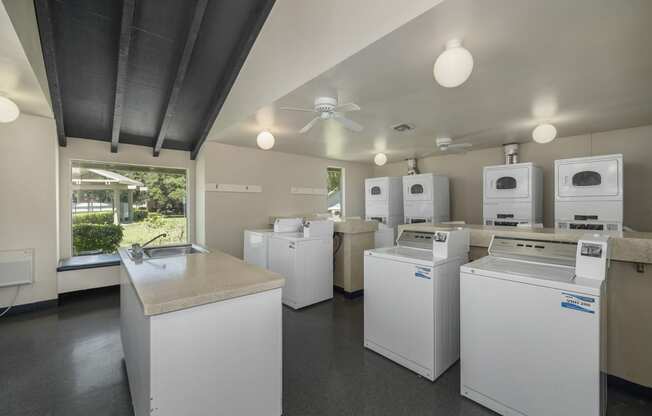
left=280, top=96, right=364, bottom=133
left=436, top=137, right=472, bottom=153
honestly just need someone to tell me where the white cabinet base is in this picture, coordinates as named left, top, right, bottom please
left=121, top=267, right=282, bottom=416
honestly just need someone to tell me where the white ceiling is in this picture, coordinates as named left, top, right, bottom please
left=210, top=0, right=652, bottom=164
left=0, top=1, right=51, bottom=119
left=206, top=0, right=446, bottom=143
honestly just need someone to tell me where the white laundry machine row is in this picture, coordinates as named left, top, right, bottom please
left=364, top=228, right=470, bottom=381
left=483, top=162, right=543, bottom=226
left=555, top=153, right=623, bottom=231
left=268, top=220, right=334, bottom=309
left=403, top=173, right=450, bottom=224
left=243, top=218, right=304, bottom=269
left=365, top=176, right=404, bottom=248
left=460, top=234, right=611, bottom=416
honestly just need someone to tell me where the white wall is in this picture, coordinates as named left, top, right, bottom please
left=374, top=124, right=652, bottom=231
left=0, top=114, right=59, bottom=307
left=196, top=142, right=374, bottom=257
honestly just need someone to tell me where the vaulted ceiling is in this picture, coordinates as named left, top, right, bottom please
left=34, top=0, right=275, bottom=159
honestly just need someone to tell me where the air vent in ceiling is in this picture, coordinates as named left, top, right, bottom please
left=392, top=123, right=415, bottom=132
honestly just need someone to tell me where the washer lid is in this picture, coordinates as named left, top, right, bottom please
left=461, top=256, right=602, bottom=296
left=365, top=246, right=434, bottom=267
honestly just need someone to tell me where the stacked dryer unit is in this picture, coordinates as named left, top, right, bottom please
left=555, top=154, right=624, bottom=231
left=365, top=176, right=404, bottom=248
left=483, top=162, right=543, bottom=227
left=402, top=173, right=450, bottom=224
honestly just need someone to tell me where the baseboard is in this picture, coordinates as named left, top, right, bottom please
left=608, top=374, right=652, bottom=399
left=2, top=285, right=122, bottom=318
left=59, top=284, right=120, bottom=302
left=333, top=285, right=364, bottom=299
left=1, top=298, right=58, bottom=317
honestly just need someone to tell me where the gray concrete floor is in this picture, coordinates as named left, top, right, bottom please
left=1, top=288, right=651, bottom=415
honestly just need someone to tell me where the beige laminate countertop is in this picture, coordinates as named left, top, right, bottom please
left=118, top=248, right=285, bottom=316
left=334, top=219, right=378, bottom=234
left=398, top=223, right=652, bottom=264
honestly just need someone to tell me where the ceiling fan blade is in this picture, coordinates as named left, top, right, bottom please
left=299, top=116, right=321, bottom=133
left=449, top=143, right=473, bottom=149
left=279, top=106, right=315, bottom=113
left=333, top=113, right=363, bottom=132
left=334, top=102, right=360, bottom=112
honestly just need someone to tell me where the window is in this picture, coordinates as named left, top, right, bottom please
left=496, top=176, right=517, bottom=190
left=71, top=161, right=188, bottom=256
left=572, top=171, right=602, bottom=187
left=410, top=184, right=424, bottom=194
left=327, top=167, right=344, bottom=218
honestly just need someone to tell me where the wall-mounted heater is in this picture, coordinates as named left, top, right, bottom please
left=0, top=249, right=34, bottom=288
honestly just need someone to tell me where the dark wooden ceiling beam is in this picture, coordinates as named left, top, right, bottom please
left=110, top=0, right=136, bottom=153
left=190, top=0, right=276, bottom=160
left=153, top=0, right=209, bottom=157
left=34, top=0, right=66, bottom=147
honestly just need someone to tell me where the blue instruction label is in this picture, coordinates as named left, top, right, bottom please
left=561, top=292, right=595, bottom=314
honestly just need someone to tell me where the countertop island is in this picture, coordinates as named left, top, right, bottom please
left=118, top=247, right=285, bottom=416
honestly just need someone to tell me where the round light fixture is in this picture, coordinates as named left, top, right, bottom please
left=374, top=153, right=388, bottom=166
left=532, top=123, right=557, bottom=143
left=0, top=95, right=20, bottom=123
left=433, top=39, right=474, bottom=88
left=256, top=130, right=275, bottom=150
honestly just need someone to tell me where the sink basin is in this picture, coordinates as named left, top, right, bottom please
left=129, top=244, right=209, bottom=260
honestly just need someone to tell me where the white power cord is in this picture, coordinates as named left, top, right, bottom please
left=0, top=285, right=21, bottom=318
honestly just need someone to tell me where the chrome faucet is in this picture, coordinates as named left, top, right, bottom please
left=131, top=233, right=167, bottom=260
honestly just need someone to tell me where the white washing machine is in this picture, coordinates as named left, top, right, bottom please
left=365, top=176, right=404, bottom=248
left=460, top=234, right=611, bottom=416
left=243, top=218, right=303, bottom=269
left=555, top=154, right=623, bottom=231
left=483, top=162, right=543, bottom=226
left=364, top=228, right=470, bottom=381
left=402, top=173, right=450, bottom=224
left=268, top=220, right=334, bottom=309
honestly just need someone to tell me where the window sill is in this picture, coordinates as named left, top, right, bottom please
left=57, top=254, right=121, bottom=272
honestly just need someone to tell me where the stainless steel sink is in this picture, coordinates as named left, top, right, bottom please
left=130, top=244, right=209, bottom=260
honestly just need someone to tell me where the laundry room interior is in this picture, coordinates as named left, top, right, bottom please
left=1, top=0, right=652, bottom=415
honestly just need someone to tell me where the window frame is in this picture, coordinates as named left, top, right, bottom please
left=68, top=158, right=191, bottom=256
left=327, top=166, right=346, bottom=218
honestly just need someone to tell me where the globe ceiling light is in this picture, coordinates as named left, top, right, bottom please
left=532, top=123, right=557, bottom=144
left=374, top=153, right=388, bottom=166
left=256, top=130, right=275, bottom=150
left=0, top=95, right=20, bottom=123
left=433, top=39, right=474, bottom=88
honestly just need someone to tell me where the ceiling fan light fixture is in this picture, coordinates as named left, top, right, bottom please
left=256, top=130, right=275, bottom=150
left=532, top=123, right=557, bottom=143
left=0, top=95, right=20, bottom=123
left=374, top=153, right=388, bottom=166
left=433, top=39, right=474, bottom=88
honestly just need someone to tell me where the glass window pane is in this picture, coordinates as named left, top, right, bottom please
left=71, top=161, right=188, bottom=256
left=327, top=167, right=343, bottom=218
